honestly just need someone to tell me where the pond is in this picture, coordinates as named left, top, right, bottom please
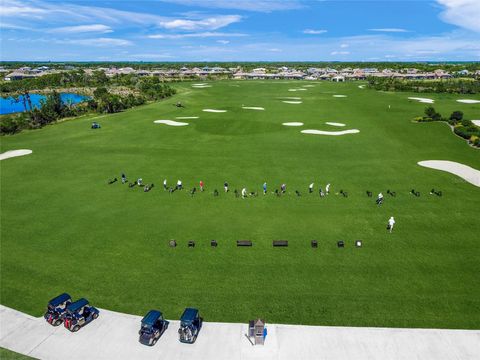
left=0, top=93, right=90, bottom=115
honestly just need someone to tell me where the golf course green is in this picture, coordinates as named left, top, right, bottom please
left=1, top=81, right=479, bottom=329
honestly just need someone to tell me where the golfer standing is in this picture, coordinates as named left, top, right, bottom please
left=388, top=216, right=395, bottom=233
left=326, top=183, right=331, bottom=195
left=309, top=183, right=314, bottom=193
left=224, top=181, right=229, bottom=192
left=263, top=182, right=267, bottom=195
left=200, top=180, right=204, bottom=192
left=241, top=188, right=247, bottom=198
left=163, top=179, right=167, bottom=190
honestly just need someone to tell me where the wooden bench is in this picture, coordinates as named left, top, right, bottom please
left=272, top=240, right=288, bottom=247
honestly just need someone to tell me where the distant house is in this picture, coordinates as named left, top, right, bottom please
left=332, top=75, right=345, bottom=82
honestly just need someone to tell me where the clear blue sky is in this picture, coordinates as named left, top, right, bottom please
left=1, top=0, right=479, bottom=61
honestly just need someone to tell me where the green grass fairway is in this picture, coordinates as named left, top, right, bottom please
left=1, top=81, right=479, bottom=329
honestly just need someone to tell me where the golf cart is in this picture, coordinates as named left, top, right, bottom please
left=44, top=293, right=72, bottom=326
left=178, top=308, right=202, bottom=344
left=63, top=298, right=99, bottom=332
left=91, top=122, right=101, bottom=129
left=139, top=310, right=169, bottom=346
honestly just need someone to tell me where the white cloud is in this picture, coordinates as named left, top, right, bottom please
left=59, top=37, right=133, bottom=47
left=158, top=0, right=303, bottom=12
left=340, top=43, right=349, bottom=48
left=159, top=15, right=242, bottom=31
left=148, top=32, right=246, bottom=39
left=330, top=51, right=350, bottom=55
left=0, top=0, right=242, bottom=33
left=217, top=40, right=230, bottom=44
left=303, top=29, right=327, bottom=34
left=49, top=24, right=113, bottom=34
left=268, top=48, right=282, bottom=52
left=369, top=28, right=409, bottom=33
left=437, top=0, right=480, bottom=33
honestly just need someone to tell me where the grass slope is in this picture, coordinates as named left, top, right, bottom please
left=1, top=81, right=479, bottom=329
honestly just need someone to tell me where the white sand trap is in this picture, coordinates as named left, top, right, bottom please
left=333, top=95, right=347, bottom=98
left=242, top=106, right=265, bottom=110
left=203, top=109, right=227, bottom=113
left=176, top=116, right=199, bottom=119
left=456, top=99, right=480, bottom=104
left=154, top=120, right=189, bottom=126
left=282, top=101, right=303, bottom=104
left=358, top=85, right=366, bottom=89
left=192, top=85, right=211, bottom=88
left=0, top=149, right=32, bottom=161
left=471, top=120, right=480, bottom=126
left=283, top=122, right=304, bottom=126
left=408, top=97, right=435, bottom=104
left=301, top=129, right=360, bottom=136
left=418, top=160, right=480, bottom=187
left=326, top=122, right=346, bottom=127
left=288, top=88, right=307, bottom=92
left=193, top=83, right=207, bottom=86
left=302, top=85, right=315, bottom=88
left=279, top=97, right=302, bottom=100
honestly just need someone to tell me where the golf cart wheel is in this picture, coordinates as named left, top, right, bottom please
left=54, top=319, right=62, bottom=327
left=93, top=313, right=99, bottom=319
left=152, top=338, right=158, bottom=346
left=72, top=325, right=80, bottom=332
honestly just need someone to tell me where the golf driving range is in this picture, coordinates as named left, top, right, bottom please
left=1, top=80, right=479, bottom=332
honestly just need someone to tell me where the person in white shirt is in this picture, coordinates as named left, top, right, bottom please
left=241, top=188, right=247, bottom=198
left=177, top=179, right=182, bottom=190
left=326, top=183, right=330, bottom=195
left=163, top=179, right=167, bottom=190
left=387, top=216, right=395, bottom=233
left=376, top=192, right=384, bottom=205
left=309, top=183, right=314, bottom=193
left=137, top=178, right=143, bottom=186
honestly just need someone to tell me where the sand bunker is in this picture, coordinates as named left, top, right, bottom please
left=471, top=120, right=480, bottom=126
left=289, top=88, right=307, bottom=92
left=192, top=85, right=211, bottom=88
left=193, top=83, right=207, bottom=86
left=456, top=99, right=480, bottom=104
left=302, top=85, right=315, bottom=88
left=242, top=106, right=265, bottom=111
left=408, top=97, right=435, bottom=104
left=0, top=149, right=33, bottom=161
left=279, top=97, right=302, bottom=100
left=358, top=85, right=366, bottom=89
left=176, top=116, right=199, bottom=119
left=154, top=120, right=189, bottom=126
left=203, top=109, right=227, bottom=113
left=282, top=101, right=302, bottom=104
left=283, top=122, right=304, bottom=126
left=326, top=122, right=346, bottom=127
left=333, top=95, right=347, bottom=98
left=418, top=160, right=480, bottom=187
left=301, top=129, right=360, bottom=136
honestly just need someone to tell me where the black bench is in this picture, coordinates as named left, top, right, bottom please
left=311, top=240, right=318, bottom=248
left=273, top=240, right=288, bottom=247
left=188, top=240, right=195, bottom=248
left=211, top=240, right=218, bottom=247
left=337, top=241, right=345, bottom=248
left=237, top=240, right=252, bottom=247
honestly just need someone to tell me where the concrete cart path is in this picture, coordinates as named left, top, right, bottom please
left=1, top=305, right=479, bottom=360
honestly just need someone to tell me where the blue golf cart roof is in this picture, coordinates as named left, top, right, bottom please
left=66, top=298, right=89, bottom=313
left=180, top=308, right=198, bottom=324
left=48, top=293, right=71, bottom=307
left=141, top=310, right=162, bottom=326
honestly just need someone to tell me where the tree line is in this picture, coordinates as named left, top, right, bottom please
left=367, top=77, right=480, bottom=94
